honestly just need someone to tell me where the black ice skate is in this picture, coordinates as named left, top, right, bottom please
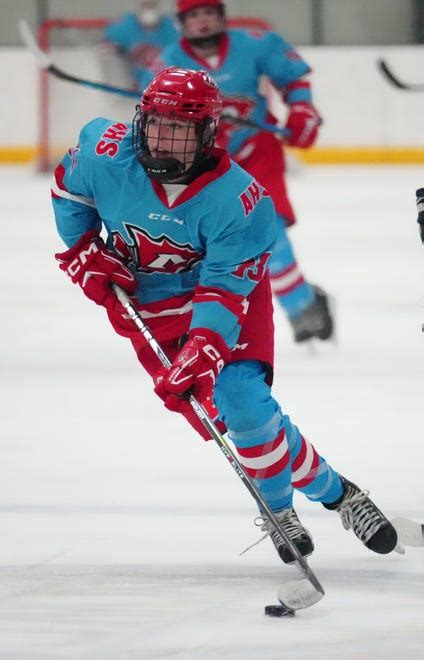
left=290, top=285, right=333, bottom=343
left=323, top=477, right=398, bottom=554
left=257, top=508, right=314, bottom=565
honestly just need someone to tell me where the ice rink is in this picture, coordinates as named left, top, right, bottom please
left=1, top=163, right=423, bottom=659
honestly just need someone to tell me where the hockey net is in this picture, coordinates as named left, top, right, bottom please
left=37, top=16, right=273, bottom=171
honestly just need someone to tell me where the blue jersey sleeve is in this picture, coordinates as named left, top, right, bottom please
left=104, top=14, right=133, bottom=49
left=51, top=119, right=110, bottom=247
left=190, top=176, right=278, bottom=348
left=255, top=31, right=311, bottom=88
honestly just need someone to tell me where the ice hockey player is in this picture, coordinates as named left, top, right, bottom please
left=149, top=0, right=333, bottom=343
left=52, top=66, right=398, bottom=563
left=103, top=1, right=179, bottom=90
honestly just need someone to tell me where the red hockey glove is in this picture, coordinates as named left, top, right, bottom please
left=285, top=102, right=321, bottom=149
left=154, top=329, right=231, bottom=411
left=55, top=229, right=137, bottom=310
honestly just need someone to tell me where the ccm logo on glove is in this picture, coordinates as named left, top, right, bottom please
left=66, top=240, right=101, bottom=278
left=154, top=329, right=231, bottom=411
left=55, top=229, right=137, bottom=310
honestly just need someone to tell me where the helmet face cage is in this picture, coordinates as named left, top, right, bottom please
left=132, top=106, right=217, bottom=182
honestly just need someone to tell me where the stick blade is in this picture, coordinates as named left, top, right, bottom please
left=278, top=578, right=324, bottom=611
left=377, top=59, right=408, bottom=89
left=391, top=517, right=424, bottom=547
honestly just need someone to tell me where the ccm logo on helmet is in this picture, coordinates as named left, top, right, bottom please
left=152, top=97, right=178, bottom=105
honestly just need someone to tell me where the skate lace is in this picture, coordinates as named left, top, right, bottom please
left=339, top=488, right=384, bottom=544
left=240, top=510, right=303, bottom=556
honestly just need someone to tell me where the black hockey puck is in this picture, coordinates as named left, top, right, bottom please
left=264, top=604, right=295, bottom=617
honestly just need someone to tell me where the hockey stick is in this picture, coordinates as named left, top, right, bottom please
left=377, top=59, right=424, bottom=92
left=112, top=283, right=324, bottom=611
left=19, top=19, right=138, bottom=99
left=391, top=518, right=424, bottom=547
left=19, top=19, right=289, bottom=137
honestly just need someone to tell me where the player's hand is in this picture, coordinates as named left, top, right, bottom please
left=55, top=229, right=137, bottom=310
left=285, top=102, right=321, bottom=149
left=154, top=329, right=231, bottom=410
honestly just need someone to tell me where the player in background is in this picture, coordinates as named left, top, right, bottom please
left=149, top=0, right=333, bottom=344
left=52, top=67, right=397, bottom=563
left=103, top=1, right=179, bottom=90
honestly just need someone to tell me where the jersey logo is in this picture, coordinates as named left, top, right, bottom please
left=148, top=212, right=184, bottom=226
left=239, top=180, right=270, bottom=217
left=95, top=122, right=129, bottom=158
left=112, top=224, right=202, bottom=274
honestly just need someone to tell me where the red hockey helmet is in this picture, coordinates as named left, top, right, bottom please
left=177, top=0, right=224, bottom=15
left=140, top=66, right=223, bottom=122
left=133, top=67, right=223, bottom=181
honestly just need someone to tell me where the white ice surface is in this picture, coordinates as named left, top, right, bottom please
left=1, top=164, right=423, bottom=659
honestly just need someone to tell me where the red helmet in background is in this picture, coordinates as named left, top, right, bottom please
left=140, top=67, right=223, bottom=122
left=176, top=0, right=226, bottom=51
left=177, top=0, right=224, bottom=15
left=133, top=67, right=223, bottom=181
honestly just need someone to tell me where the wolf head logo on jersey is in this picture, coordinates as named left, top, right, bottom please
left=112, top=225, right=203, bottom=274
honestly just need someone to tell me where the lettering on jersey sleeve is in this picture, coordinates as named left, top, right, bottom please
left=232, top=252, right=271, bottom=282
left=285, top=49, right=302, bottom=61
left=239, top=180, right=270, bottom=217
left=95, top=122, right=130, bottom=158
left=111, top=225, right=203, bottom=274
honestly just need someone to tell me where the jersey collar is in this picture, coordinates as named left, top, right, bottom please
left=150, top=147, right=231, bottom=208
left=180, top=33, right=229, bottom=70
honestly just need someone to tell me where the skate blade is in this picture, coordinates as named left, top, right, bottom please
left=277, top=578, right=324, bottom=611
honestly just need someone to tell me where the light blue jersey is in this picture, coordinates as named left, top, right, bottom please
left=52, top=117, right=277, bottom=349
left=151, top=30, right=319, bottom=322
left=105, top=13, right=179, bottom=89
left=157, top=29, right=311, bottom=154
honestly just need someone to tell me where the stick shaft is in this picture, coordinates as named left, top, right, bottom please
left=19, top=19, right=288, bottom=136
